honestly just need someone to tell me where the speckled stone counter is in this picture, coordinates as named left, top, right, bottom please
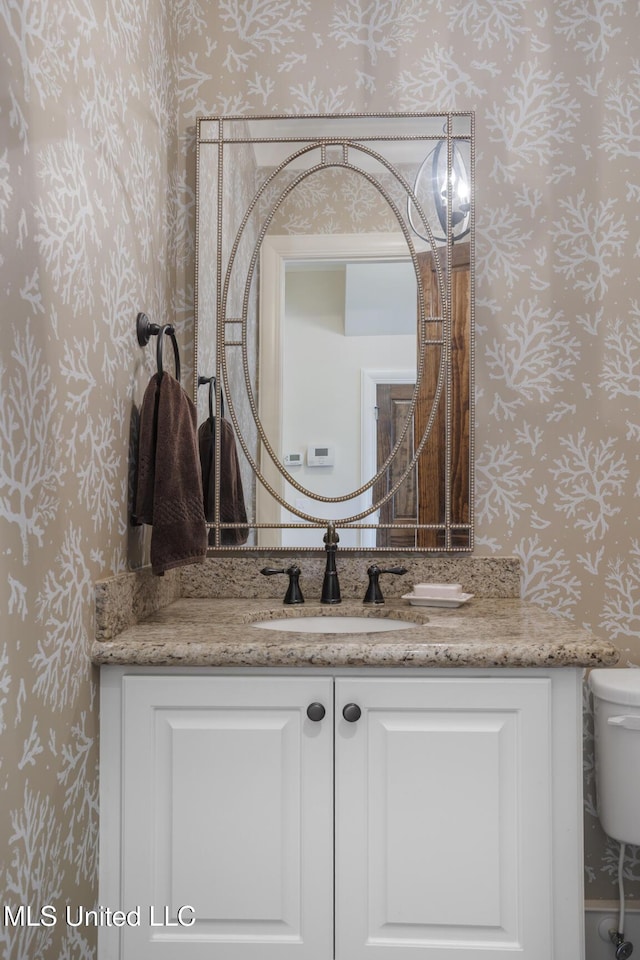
left=91, top=597, right=618, bottom=669
left=94, top=556, right=521, bottom=640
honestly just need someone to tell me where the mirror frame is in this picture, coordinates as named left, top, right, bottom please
left=194, top=112, right=475, bottom=553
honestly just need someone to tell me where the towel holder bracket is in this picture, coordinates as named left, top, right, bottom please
left=137, top=312, right=181, bottom=383
left=136, top=312, right=160, bottom=346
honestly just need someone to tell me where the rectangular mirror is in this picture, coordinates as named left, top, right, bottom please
left=195, top=112, right=474, bottom=552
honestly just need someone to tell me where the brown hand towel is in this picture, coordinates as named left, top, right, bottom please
left=134, top=372, right=208, bottom=574
left=198, top=415, right=249, bottom=546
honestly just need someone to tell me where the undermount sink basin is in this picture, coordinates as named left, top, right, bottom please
left=252, top=615, right=417, bottom=634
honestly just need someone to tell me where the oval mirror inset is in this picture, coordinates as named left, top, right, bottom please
left=226, top=154, right=441, bottom=522
left=264, top=167, right=419, bottom=509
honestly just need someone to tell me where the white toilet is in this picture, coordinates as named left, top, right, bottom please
left=590, top=668, right=640, bottom=845
left=590, top=668, right=640, bottom=959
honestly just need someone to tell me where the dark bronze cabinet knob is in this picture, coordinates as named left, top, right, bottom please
left=306, top=702, right=326, bottom=722
left=342, top=703, right=362, bottom=723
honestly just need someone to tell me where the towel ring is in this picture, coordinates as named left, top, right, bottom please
left=157, top=324, right=180, bottom=383
left=198, top=375, right=224, bottom=419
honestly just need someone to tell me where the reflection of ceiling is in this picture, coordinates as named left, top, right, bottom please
left=284, top=260, right=416, bottom=337
left=344, top=261, right=416, bottom=337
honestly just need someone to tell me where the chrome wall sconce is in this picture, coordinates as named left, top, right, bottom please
left=409, top=139, right=471, bottom=244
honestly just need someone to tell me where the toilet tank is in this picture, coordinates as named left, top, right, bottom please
left=590, top=668, right=640, bottom=845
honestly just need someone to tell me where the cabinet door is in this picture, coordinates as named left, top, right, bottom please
left=120, top=675, right=333, bottom=960
left=335, top=676, right=553, bottom=959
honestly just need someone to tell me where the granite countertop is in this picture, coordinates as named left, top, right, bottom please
left=90, top=597, right=619, bottom=669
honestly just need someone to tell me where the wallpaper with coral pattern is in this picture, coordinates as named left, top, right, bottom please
left=1, top=1, right=639, bottom=956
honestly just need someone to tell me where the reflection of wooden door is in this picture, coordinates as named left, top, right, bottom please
left=372, top=243, right=470, bottom=550
left=416, top=243, right=470, bottom=549
left=374, top=384, right=416, bottom=549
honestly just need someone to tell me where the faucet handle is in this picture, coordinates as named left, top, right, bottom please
left=260, top=565, right=304, bottom=605
left=363, top=565, right=408, bottom=605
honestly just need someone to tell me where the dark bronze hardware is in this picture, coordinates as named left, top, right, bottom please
left=363, top=564, right=408, bottom=604
left=306, top=703, right=326, bottom=722
left=342, top=703, right=361, bottom=723
left=260, top=565, right=304, bottom=604
left=321, top=523, right=341, bottom=604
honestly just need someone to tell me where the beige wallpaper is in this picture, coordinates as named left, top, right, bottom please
left=0, top=0, right=179, bottom=955
left=1, top=1, right=639, bottom=956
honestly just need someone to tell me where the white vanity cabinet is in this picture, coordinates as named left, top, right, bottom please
left=99, top=668, right=585, bottom=960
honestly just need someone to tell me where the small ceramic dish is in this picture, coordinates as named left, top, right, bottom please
left=402, top=591, right=474, bottom=609
left=412, top=582, right=462, bottom=597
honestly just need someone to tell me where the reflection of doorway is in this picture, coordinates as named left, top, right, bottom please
left=258, top=234, right=471, bottom=550
left=360, top=370, right=415, bottom=549
left=260, top=234, right=417, bottom=547
left=375, top=384, right=417, bottom=548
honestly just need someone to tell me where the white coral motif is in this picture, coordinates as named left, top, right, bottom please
left=600, top=306, right=640, bottom=399
left=33, top=134, right=106, bottom=314
left=550, top=430, right=628, bottom=541
left=58, top=713, right=99, bottom=884
left=0, top=786, right=63, bottom=960
left=32, top=526, right=93, bottom=712
left=475, top=441, right=532, bottom=528
left=600, top=542, right=640, bottom=642
left=0, top=320, right=63, bottom=563
left=485, top=297, right=580, bottom=420
left=515, top=535, right=581, bottom=617
left=221, top=0, right=311, bottom=62
left=440, top=0, right=527, bottom=51
left=329, top=0, right=428, bottom=65
left=487, top=59, right=579, bottom=183
left=390, top=44, right=485, bottom=110
left=553, top=191, right=628, bottom=302
left=554, top=0, right=624, bottom=64
left=600, top=60, right=640, bottom=159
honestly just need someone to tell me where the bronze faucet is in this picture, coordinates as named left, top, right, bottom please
left=320, top=523, right=341, bottom=604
